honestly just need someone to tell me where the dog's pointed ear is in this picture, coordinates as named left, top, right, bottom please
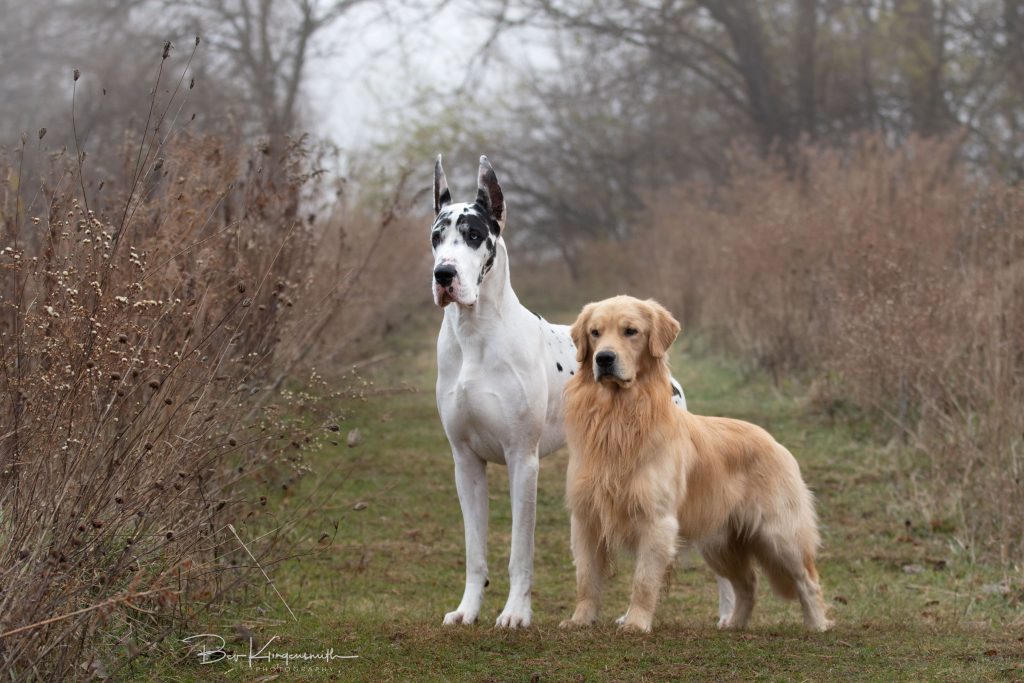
left=476, top=155, right=506, bottom=234
left=571, top=303, right=595, bottom=366
left=647, top=299, right=680, bottom=360
left=434, top=154, right=451, bottom=215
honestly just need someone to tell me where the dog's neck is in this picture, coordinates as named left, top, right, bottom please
left=444, top=239, right=519, bottom=341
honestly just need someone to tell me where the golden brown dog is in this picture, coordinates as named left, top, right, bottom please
left=559, top=295, right=831, bottom=633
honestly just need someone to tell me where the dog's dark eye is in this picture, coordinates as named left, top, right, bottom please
left=431, top=232, right=441, bottom=248
left=467, top=230, right=481, bottom=243
left=590, top=329, right=599, bottom=338
left=624, top=327, right=638, bottom=337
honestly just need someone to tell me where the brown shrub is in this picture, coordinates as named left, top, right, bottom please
left=637, top=135, right=1024, bottom=564
left=0, top=84, right=415, bottom=676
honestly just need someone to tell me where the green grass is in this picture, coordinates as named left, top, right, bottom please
left=130, top=318, right=1024, bottom=681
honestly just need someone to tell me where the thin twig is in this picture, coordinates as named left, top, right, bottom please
left=227, top=524, right=297, bottom=622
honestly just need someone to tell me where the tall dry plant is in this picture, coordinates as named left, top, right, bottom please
left=0, top=47, right=412, bottom=679
left=636, top=135, right=1024, bottom=565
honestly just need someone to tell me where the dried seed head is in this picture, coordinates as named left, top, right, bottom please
left=195, top=35, right=200, bottom=46
left=73, top=68, right=80, bottom=81
left=38, top=127, right=47, bottom=140
left=237, top=282, right=246, bottom=293
left=162, top=41, right=171, bottom=59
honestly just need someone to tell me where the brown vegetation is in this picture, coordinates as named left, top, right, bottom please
left=0, top=75, right=418, bottom=679
left=632, top=135, right=1024, bottom=565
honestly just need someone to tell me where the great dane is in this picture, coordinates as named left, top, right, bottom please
left=430, top=155, right=690, bottom=628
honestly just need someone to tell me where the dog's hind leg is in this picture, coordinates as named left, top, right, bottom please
left=443, top=451, right=489, bottom=626
left=496, top=449, right=540, bottom=629
left=701, top=541, right=756, bottom=630
left=755, top=529, right=832, bottom=632
left=716, top=575, right=736, bottom=627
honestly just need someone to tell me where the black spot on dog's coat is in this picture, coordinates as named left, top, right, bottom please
left=556, top=363, right=563, bottom=372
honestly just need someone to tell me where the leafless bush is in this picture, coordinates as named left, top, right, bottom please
left=0, top=55, right=415, bottom=680
left=636, top=135, right=1024, bottom=564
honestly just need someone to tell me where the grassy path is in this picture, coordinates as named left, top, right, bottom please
left=146, top=321, right=1023, bottom=681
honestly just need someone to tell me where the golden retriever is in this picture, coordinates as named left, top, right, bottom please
left=559, top=295, right=831, bottom=633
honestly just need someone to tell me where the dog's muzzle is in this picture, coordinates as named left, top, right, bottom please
left=433, top=263, right=473, bottom=307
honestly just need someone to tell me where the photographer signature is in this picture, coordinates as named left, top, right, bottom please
left=182, top=633, right=358, bottom=667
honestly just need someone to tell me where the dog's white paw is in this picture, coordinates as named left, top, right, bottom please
left=442, top=608, right=478, bottom=626
left=495, top=599, right=532, bottom=629
left=615, top=613, right=628, bottom=626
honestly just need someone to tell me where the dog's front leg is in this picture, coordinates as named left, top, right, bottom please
left=560, top=513, right=608, bottom=629
left=619, top=516, right=679, bottom=633
left=495, top=449, right=539, bottom=628
left=443, top=452, right=488, bottom=626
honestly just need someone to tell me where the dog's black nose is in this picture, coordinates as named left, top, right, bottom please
left=434, top=264, right=457, bottom=287
left=595, top=351, right=616, bottom=369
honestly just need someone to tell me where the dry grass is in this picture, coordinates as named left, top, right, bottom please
left=632, top=135, right=1024, bottom=566
left=0, top=50, right=419, bottom=680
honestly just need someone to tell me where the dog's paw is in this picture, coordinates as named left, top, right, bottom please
left=559, top=617, right=593, bottom=630
left=717, top=616, right=746, bottom=630
left=808, top=618, right=835, bottom=633
left=617, top=620, right=652, bottom=634
left=494, top=609, right=531, bottom=629
left=614, top=613, right=628, bottom=626
left=442, top=608, right=478, bottom=626
left=495, top=602, right=532, bottom=629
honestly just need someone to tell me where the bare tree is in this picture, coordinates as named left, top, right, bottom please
left=172, top=0, right=371, bottom=151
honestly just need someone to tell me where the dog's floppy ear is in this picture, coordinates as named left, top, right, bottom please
left=476, top=155, right=506, bottom=234
left=646, top=299, right=680, bottom=360
left=571, top=303, right=595, bottom=366
left=434, top=154, right=451, bottom=215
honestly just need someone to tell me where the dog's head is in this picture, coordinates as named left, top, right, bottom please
left=429, top=155, right=506, bottom=307
left=570, top=296, right=680, bottom=388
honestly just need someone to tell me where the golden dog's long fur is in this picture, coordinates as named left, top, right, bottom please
left=560, top=296, right=831, bottom=633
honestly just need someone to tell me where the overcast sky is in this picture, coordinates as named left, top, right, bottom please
left=304, top=1, right=553, bottom=149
